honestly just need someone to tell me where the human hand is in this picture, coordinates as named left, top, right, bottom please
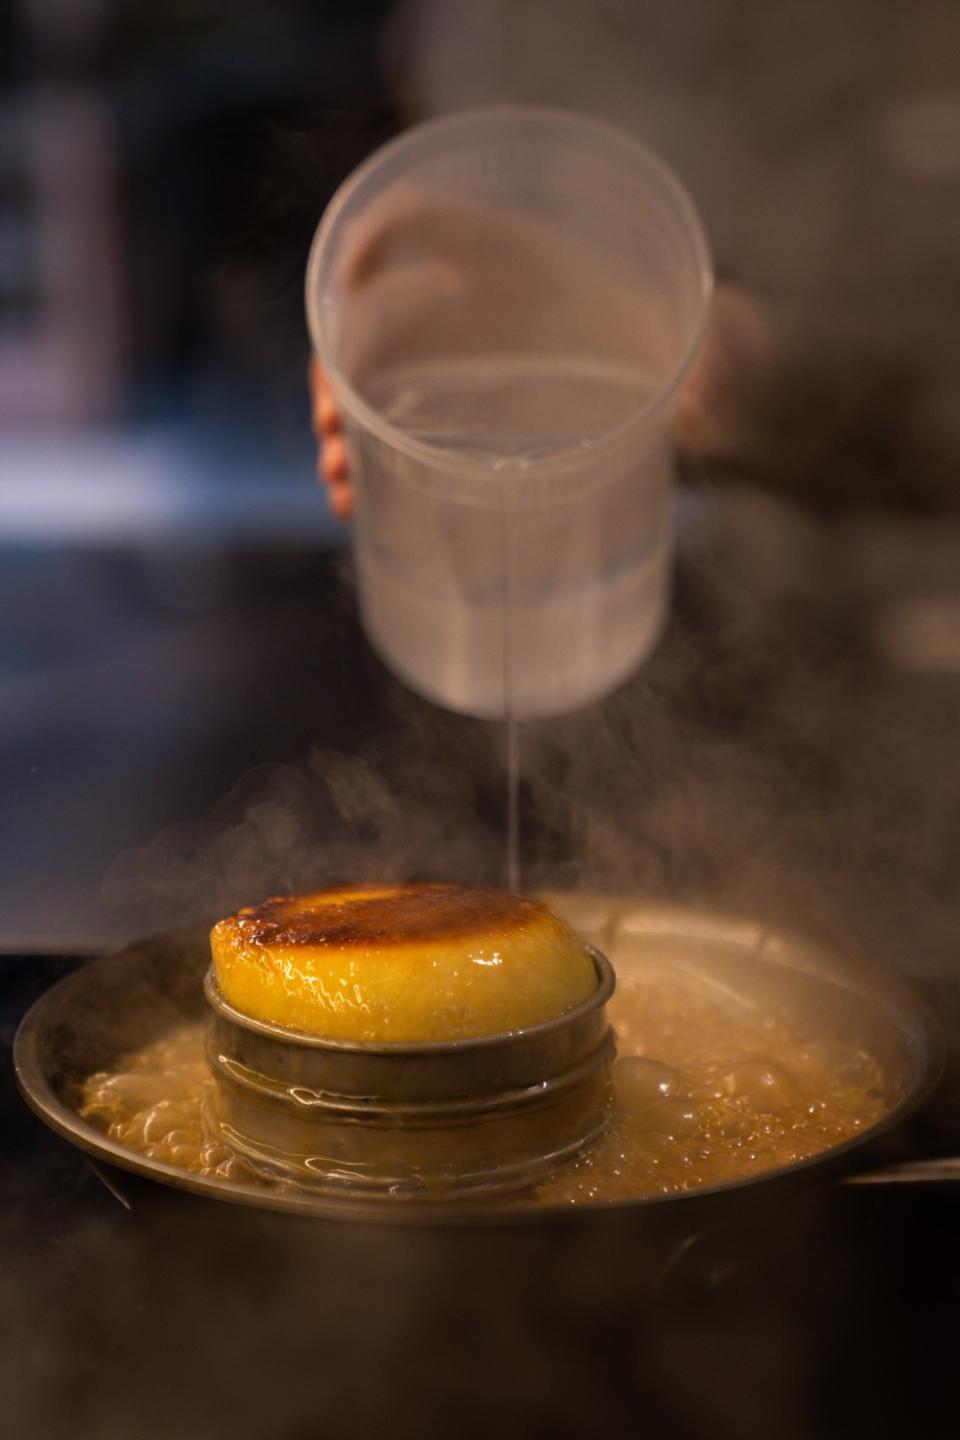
left=309, top=352, right=353, bottom=521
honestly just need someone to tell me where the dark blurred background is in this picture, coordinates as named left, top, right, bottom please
left=1, top=0, right=400, bottom=942
left=2, top=0, right=959, bottom=945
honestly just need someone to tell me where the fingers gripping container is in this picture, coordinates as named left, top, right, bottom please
left=307, top=108, right=711, bottom=719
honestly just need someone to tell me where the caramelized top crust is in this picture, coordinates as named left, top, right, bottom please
left=228, top=883, right=548, bottom=950
left=209, top=882, right=599, bottom=1043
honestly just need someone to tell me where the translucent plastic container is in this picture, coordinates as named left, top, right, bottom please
left=306, top=107, right=711, bottom=718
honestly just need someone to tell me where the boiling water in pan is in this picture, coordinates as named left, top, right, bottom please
left=78, top=943, right=887, bottom=1206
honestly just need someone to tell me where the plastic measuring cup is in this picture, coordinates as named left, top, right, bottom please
left=306, top=107, right=711, bottom=719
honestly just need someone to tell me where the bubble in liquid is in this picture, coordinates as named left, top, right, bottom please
left=142, top=1101, right=190, bottom=1146
left=170, top=1144, right=200, bottom=1166
left=808, top=1040, right=880, bottom=1090
left=719, top=1112, right=753, bottom=1141
left=612, top=1057, right=680, bottom=1112
left=641, top=1098, right=700, bottom=1138
left=85, top=1071, right=173, bottom=1116
left=722, top=1060, right=803, bottom=1115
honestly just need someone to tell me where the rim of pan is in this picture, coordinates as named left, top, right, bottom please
left=12, top=913, right=945, bottom=1227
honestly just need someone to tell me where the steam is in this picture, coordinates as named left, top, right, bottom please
left=386, top=0, right=960, bottom=502
left=102, top=1, right=960, bottom=979
left=4, top=1170, right=875, bottom=1440
left=102, top=735, right=503, bottom=930
left=99, top=480, right=960, bottom=987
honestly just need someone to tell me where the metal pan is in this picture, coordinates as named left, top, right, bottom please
left=13, top=902, right=947, bottom=1227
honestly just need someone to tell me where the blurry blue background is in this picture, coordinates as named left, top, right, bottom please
left=1, top=1, right=400, bottom=942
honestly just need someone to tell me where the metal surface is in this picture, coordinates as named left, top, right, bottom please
left=13, top=904, right=946, bottom=1224
left=204, top=949, right=615, bottom=1098
left=204, top=949, right=616, bottom=1197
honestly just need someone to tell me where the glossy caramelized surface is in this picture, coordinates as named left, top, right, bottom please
left=209, top=883, right=598, bottom=1042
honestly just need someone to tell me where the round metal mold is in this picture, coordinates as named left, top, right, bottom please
left=202, top=947, right=617, bottom=1198
left=12, top=905, right=946, bottom=1224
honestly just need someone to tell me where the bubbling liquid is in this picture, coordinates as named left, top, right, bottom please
left=538, top=967, right=886, bottom=1205
left=78, top=960, right=888, bottom=1207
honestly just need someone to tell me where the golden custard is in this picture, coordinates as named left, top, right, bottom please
left=208, top=883, right=598, bottom=1043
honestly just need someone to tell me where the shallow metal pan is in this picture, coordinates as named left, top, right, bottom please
left=13, top=903, right=947, bottom=1226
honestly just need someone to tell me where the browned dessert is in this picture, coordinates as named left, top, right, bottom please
left=209, top=882, right=598, bottom=1043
